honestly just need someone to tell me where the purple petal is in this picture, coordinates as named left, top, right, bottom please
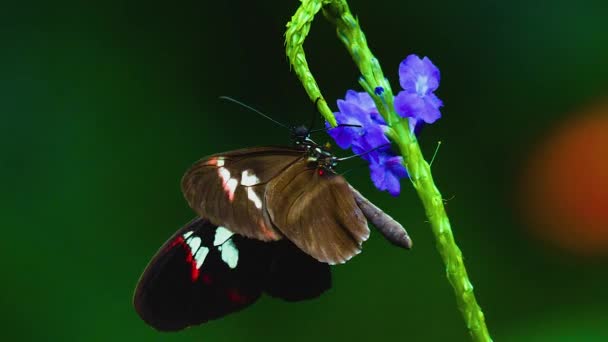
left=362, top=125, right=390, bottom=148
left=383, top=171, right=402, bottom=196
left=369, top=155, right=407, bottom=196
left=394, top=91, right=442, bottom=124
left=336, top=99, right=371, bottom=126
left=419, top=96, right=442, bottom=124
left=399, top=55, right=441, bottom=95
left=386, top=156, right=408, bottom=179
left=370, top=111, right=387, bottom=126
left=326, top=120, right=355, bottom=149
left=329, top=99, right=374, bottom=149
left=394, top=92, right=423, bottom=118
left=351, top=124, right=390, bottom=159
left=344, top=89, right=359, bottom=103
left=344, top=90, right=376, bottom=112
left=370, top=163, right=388, bottom=192
left=344, top=91, right=386, bottom=125
left=425, top=93, right=444, bottom=110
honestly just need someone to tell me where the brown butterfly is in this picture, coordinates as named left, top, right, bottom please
left=134, top=104, right=411, bottom=331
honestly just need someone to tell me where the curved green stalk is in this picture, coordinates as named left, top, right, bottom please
left=285, top=0, right=337, bottom=127
left=285, top=1, right=493, bottom=341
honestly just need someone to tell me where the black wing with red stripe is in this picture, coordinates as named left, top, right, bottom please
left=133, top=218, right=330, bottom=331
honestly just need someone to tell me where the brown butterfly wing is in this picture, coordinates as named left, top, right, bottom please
left=181, top=147, right=304, bottom=241
left=264, top=159, right=370, bottom=264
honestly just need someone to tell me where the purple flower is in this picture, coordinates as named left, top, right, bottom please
left=327, top=90, right=406, bottom=196
left=326, top=54, right=443, bottom=196
left=326, top=91, right=389, bottom=150
left=394, top=55, right=443, bottom=124
left=369, top=154, right=408, bottom=196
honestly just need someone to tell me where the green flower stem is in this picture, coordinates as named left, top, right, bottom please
left=285, top=0, right=337, bottom=127
left=285, top=1, right=493, bottom=341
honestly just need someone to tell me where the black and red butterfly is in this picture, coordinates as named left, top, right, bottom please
left=134, top=118, right=412, bottom=331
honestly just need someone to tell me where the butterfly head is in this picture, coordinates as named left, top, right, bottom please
left=307, top=144, right=338, bottom=173
left=291, top=124, right=338, bottom=173
left=291, top=125, right=311, bottom=146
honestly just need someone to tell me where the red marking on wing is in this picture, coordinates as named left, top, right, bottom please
left=226, top=186, right=236, bottom=202
left=259, top=218, right=278, bottom=239
left=318, top=169, right=325, bottom=176
left=168, top=236, right=185, bottom=250
left=168, top=236, right=200, bottom=282
left=190, top=266, right=200, bottom=282
left=183, top=246, right=200, bottom=282
left=208, top=157, right=218, bottom=166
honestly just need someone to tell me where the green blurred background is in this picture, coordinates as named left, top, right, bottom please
left=2, top=0, right=607, bottom=341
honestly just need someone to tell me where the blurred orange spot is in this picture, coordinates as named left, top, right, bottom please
left=520, top=103, right=608, bottom=255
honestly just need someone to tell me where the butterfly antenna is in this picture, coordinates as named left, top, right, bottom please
left=429, top=140, right=442, bottom=167
left=308, top=124, right=362, bottom=134
left=219, top=96, right=290, bottom=130
left=339, top=162, right=368, bottom=177
left=337, top=143, right=391, bottom=161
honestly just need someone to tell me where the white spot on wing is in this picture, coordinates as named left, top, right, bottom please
left=185, top=236, right=201, bottom=253
left=216, top=157, right=225, bottom=167
left=247, top=187, right=263, bottom=209
left=194, top=246, right=209, bottom=269
left=213, top=226, right=234, bottom=246
left=221, top=239, right=239, bottom=269
left=226, top=178, right=238, bottom=200
left=218, top=167, right=231, bottom=184
left=182, top=231, right=193, bottom=239
left=241, top=169, right=260, bottom=186
left=218, top=167, right=237, bottom=201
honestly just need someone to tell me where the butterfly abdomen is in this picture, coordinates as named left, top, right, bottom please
left=349, top=185, right=412, bottom=249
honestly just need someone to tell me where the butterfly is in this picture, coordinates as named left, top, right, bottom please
left=134, top=117, right=412, bottom=331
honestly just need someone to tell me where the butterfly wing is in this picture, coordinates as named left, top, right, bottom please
left=264, top=159, right=370, bottom=264
left=134, top=217, right=333, bottom=331
left=133, top=218, right=271, bottom=331
left=181, top=147, right=304, bottom=241
left=264, top=240, right=331, bottom=301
